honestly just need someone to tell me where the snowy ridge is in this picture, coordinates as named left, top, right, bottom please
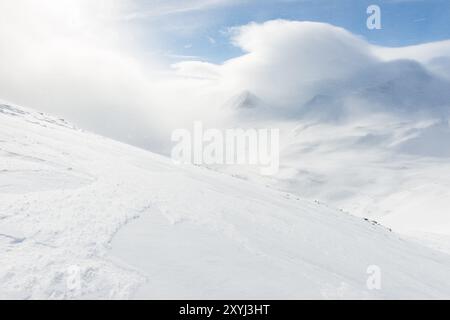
left=1, top=103, right=450, bottom=299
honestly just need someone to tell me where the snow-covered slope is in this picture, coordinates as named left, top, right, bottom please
left=1, top=102, right=450, bottom=299
left=215, top=112, right=450, bottom=253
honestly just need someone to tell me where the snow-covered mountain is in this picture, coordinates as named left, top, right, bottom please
left=217, top=111, right=450, bottom=254
left=226, top=91, right=262, bottom=110
left=2, top=102, right=450, bottom=299
left=224, top=60, right=450, bottom=122
left=216, top=52, right=450, bottom=249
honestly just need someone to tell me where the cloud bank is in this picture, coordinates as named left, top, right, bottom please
left=0, top=0, right=165, bottom=147
left=1, top=3, right=450, bottom=154
left=176, top=20, right=450, bottom=121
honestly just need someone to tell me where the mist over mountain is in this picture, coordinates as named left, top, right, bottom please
left=2, top=101, right=450, bottom=299
left=2, top=1, right=450, bottom=301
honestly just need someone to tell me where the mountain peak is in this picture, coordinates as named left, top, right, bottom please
left=226, top=90, right=263, bottom=110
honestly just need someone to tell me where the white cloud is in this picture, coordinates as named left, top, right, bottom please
left=1, top=6, right=450, bottom=155
left=0, top=1, right=249, bottom=153
left=207, top=36, right=217, bottom=44
left=373, top=41, right=450, bottom=80
left=121, top=0, right=243, bottom=20
left=374, top=40, right=450, bottom=63
left=0, top=0, right=173, bottom=149
left=225, top=20, right=377, bottom=106
left=175, top=20, right=450, bottom=120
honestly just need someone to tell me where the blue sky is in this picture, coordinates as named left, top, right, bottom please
left=132, top=0, right=450, bottom=63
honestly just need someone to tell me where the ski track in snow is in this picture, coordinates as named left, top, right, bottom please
left=1, top=103, right=450, bottom=299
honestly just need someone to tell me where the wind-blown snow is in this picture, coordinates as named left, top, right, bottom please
left=214, top=113, right=450, bottom=253
left=1, top=102, right=450, bottom=299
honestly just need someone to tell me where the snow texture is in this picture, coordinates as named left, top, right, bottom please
left=1, top=102, right=450, bottom=299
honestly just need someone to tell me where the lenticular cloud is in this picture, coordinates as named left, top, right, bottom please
left=176, top=20, right=450, bottom=121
